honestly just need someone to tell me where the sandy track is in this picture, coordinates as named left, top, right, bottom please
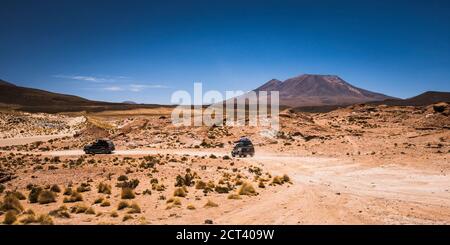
left=2, top=147, right=449, bottom=224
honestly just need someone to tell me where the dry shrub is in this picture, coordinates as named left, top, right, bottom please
left=49, top=206, right=70, bottom=218
left=85, top=207, right=96, bottom=215
left=100, top=200, right=111, bottom=207
left=63, top=187, right=73, bottom=196
left=238, top=182, right=257, bottom=196
left=204, top=199, right=219, bottom=208
left=258, top=181, right=265, bottom=188
left=166, top=197, right=181, bottom=206
left=214, top=185, right=229, bottom=193
left=38, top=190, right=56, bottom=204
left=63, top=191, right=83, bottom=203
left=50, top=184, right=61, bottom=193
left=117, top=175, right=128, bottom=181
left=195, top=180, right=207, bottom=189
left=1, top=194, right=24, bottom=212
left=8, top=191, right=26, bottom=200
left=37, top=214, right=54, bottom=225
left=187, top=204, right=196, bottom=210
left=122, top=214, right=133, bottom=222
left=70, top=204, right=88, bottom=214
left=227, top=193, right=241, bottom=200
left=97, top=182, right=111, bottom=194
left=121, top=188, right=135, bottom=199
left=28, top=186, right=43, bottom=203
left=77, top=183, right=91, bottom=192
left=94, top=197, right=104, bottom=204
left=117, top=201, right=129, bottom=210
left=128, top=203, right=141, bottom=214
left=3, top=210, right=18, bottom=224
left=173, top=187, right=186, bottom=197
left=19, top=213, right=37, bottom=224
left=110, top=211, right=119, bottom=218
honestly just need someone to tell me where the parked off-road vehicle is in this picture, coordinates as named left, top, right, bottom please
left=83, top=139, right=115, bottom=154
left=231, top=137, right=255, bottom=157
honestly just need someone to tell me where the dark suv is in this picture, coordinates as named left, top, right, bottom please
left=84, top=139, right=115, bottom=154
left=231, top=137, right=255, bottom=157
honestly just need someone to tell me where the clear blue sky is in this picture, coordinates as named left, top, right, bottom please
left=1, top=0, right=449, bottom=104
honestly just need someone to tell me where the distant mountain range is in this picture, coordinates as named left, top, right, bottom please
left=1, top=77, right=449, bottom=113
left=0, top=79, right=164, bottom=113
left=254, top=74, right=396, bottom=107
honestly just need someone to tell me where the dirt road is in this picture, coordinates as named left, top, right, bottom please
left=3, top=147, right=449, bottom=224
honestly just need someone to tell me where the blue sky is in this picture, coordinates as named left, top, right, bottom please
left=1, top=0, right=449, bottom=104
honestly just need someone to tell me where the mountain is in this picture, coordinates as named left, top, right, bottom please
left=0, top=79, right=165, bottom=113
left=372, top=91, right=450, bottom=106
left=253, top=74, right=395, bottom=107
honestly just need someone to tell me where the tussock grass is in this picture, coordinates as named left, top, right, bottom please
left=85, top=207, right=96, bottom=215
left=94, top=197, right=104, bottom=204
left=187, top=204, right=196, bottom=210
left=195, top=180, right=207, bottom=189
left=173, top=187, right=187, bottom=197
left=128, top=203, right=141, bottom=214
left=121, top=188, right=135, bottom=199
left=227, top=193, right=241, bottom=200
left=50, top=184, right=61, bottom=193
left=238, top=182, right=257, bottom=196
left=204, top=199, right=219, bottom=208
left=97, top=182, right=112, bottom=194
left=36, top=214, right=54, bottom=225
left=63, top=187, right=73, bottom=196
left=122, top=214, right=133, bottom=222
left=28, top=186, right=43, bottom=203
left=110, top=211, right=119, bottom=218
left=100, top=200, right=111, bottom=207
left=38, top=190, right=56, bottom=204
left=3, top=210, right=18, bottom=224
left=70, top=204, right=88, bottom=214
left=1, top=194, right=24, bottom=212
left=76, top=183, right=91, bottom=192
left=49, top=206, right=70, bottom=218
left=117, top=201, right=129, bottom=210
left=63, top=191, right=83, bottom=203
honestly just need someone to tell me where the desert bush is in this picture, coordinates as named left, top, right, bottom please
left=94, top=197, right=104, bottom=204
left=214, top=185, right=229, bottom=193
left=28, top=186, right=43, bottom=203
left=238, top=182, right=257, bottom=196
left=166, top=197, right=181, bottom=206
left=85, top=207, right=96, bottom=215
left=187, top=204, right=196, bottom=210
left=7, top=191, right=26, bottom=200
left=282, top=174, right=291, bottom=183
left=70, top=204, right=88, bottom=214
left=116, top=179, right=139, bottom=189
left=195, top=180, right=207, bottom=189
left=38, top=190, right=56, bottom=204
left=227, top=193, right=241, bottom=200
left=128, top=203, right=141, bottom=214
left=1, top=194, right=24, bottom=212
left=19, top=213, right=37, bottom=224
left=121, top=188, right=135, bottom=199
left=258, top=181, right=265, bottom=188
left=223, top=155, right=231, bottom=160
left=3, top=210, right=18, bottom=224
left=37, top=214, right=54, bottom=225
left=122, top=214, right=133, bottom=222
left=76, top=183, right=91, bottom=192
left=63, top=191, right=83, bottom=203
left=117, top=175, right=128, bottom=181
left=142, top=189, right=152, bottom=195
left=0, top=184, right=5, bottom=193
left=50, top=184, right=61, bottom=193
left=271, top=176, right=285, bottom=185
left=49, top=206, right=70, bottom=218
left=63, top=187, right=73, bottom=196
left=173, top=187, right=186, bottom=197
left=110, top=211, right=119, bottom=218
left=117, top=201, right=129, bottom=210
left=97, top=182, right=112, bottom=194
left=100, top=200, right=111, bottom=207
left=204, top=199, right=219, bottom=208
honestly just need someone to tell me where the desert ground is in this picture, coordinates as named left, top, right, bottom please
left=0, top=103, right=449, bottom=225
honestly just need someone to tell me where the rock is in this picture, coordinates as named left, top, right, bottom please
left=204, top=219, right=213, bottom=224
